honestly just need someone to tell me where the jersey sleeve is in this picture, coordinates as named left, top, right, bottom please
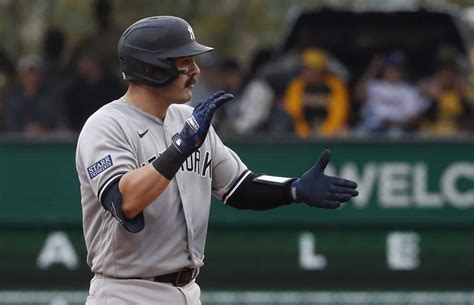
left=209, top=127, right=249, bottom=202
left=77, top=112, right=138, bottom=203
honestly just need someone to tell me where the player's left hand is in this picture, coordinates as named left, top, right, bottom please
left=291, top=150, right=358, bottom=209
left=172, top=91, right=234, bottom=156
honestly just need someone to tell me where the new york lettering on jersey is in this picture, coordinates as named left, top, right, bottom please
left=142, top=150, right=212, bottom=179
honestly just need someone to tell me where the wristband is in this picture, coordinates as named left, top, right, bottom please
left=152, top=143, right=187, bottom=180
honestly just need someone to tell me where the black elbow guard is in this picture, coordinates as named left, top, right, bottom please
left=223, top=170, right=296, bottom=210
left=100, top=177, right=145, bottom=233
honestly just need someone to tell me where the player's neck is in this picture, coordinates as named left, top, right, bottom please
left=123, top=85, right=169, bottom=119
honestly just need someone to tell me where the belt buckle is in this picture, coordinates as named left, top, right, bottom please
left=174, top=268, right=199, bottom=287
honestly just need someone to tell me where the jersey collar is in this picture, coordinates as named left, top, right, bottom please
left=119, top=97, right=164, bottom=125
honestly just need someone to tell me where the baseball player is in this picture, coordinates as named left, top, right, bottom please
left=76, top=16, right=358, bottom=305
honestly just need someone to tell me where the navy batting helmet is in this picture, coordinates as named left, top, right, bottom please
left=117, top=16, right=213, bottom=87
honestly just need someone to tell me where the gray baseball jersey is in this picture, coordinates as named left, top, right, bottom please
left=76, top=98, right=248, bottom=278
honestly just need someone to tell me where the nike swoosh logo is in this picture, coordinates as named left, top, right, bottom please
left=137, top=129, right=149, bottom=138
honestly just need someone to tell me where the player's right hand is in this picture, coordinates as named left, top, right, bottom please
left=291, top=150, right=358, bottom=209
left=172, top=91, right=234, bottom=156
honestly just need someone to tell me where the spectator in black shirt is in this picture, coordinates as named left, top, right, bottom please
left=4, top=55, right=60, bottom=135
left=63, top=48, right=125, bottom=131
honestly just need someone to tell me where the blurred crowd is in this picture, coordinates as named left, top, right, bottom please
left=196, top=45, right=474, bottom=139
left=0, top=0, right=472, bottom=140
left=0, top=0, right=125, bottom=138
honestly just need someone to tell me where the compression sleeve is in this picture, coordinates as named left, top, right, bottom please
left=224, top=171, right=297, bottom=210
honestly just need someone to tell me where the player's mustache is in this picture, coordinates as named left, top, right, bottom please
left=185, top=77, right=197, bottom=87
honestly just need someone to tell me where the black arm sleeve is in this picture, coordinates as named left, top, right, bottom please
left=224, top=171, right=297, bottom=210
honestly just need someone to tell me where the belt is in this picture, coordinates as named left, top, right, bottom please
left=146, top=268, right=200, bottom=287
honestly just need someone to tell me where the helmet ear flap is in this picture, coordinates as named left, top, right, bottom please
left=119, top=56, right=179, bottom=87
left=155, top=58, right=179, bottom=85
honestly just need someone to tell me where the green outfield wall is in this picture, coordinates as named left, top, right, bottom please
left=1, top=227, right=474, bottom=290
left=0, top=138, right=473, bottom=291
left=1, top=138, right=473, bottom=227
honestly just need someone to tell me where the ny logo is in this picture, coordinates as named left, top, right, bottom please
left=187, top=25, right=195, bottom=40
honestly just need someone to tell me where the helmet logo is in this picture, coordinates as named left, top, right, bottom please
left=187, top=25, right=195, bottom=40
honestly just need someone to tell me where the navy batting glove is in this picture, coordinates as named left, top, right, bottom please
left=291, top=150, right=358, bottom=209
left=172, top=91, right=234, bottom=156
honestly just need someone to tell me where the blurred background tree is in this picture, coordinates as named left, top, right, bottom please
left=0, top=0, right=468, bottom=66
left=0, top=0, right=315, bottom=63
left=0, top=0, right=469, bottom=98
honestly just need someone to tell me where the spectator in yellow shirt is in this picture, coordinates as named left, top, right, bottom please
left=419, top=51, right=473, bottom=135
left=284, top=48, right=349, bottom=138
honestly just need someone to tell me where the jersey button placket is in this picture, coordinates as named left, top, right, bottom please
left=179, top=177, right=198, bottom=265
left=164, top=117, right=198, bottom=267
